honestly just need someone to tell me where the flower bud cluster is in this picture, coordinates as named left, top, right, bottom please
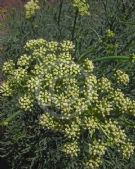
left=32, top=63, right=44, bottom=75
left=62, top=141, right=80, bottom=157
left=83, top=58, right=94, bottom=73
left=106, top=29, right=115, bottom=38
left=98, top=77, right=112, bottom=92
left=89, top=141, right=107, bottom=157
left=84, top=157, right=101, bottom=169
left=114, top=69, right=129, bottom=85
left=39, top=112, right=61, bottom=131
left=60, top=40, right=75, bottom=52
left=83, top=116, right=98, bottom=134
left=27, top=77, right=39, bottom=92
left=103, top=120, right=127, bottom=144
left=94, top=100, right=113, bottom=117
left=83, top=141, right=107, bottom=168
left=84, top=75, right=98, bottom=103
left=109, top=89, right=135, bottom=116
left=24, top=0, right=40, bottom=19
left=120, top=142, right=134, bottom=159
left=2, top=60, right=15, bottom=74
left=72, top=0, right=90, bottom=16
left=25, top=39, right=47, bottom=51
left=13, top=68, right=27, bottom=83
left=64, top=121, right=80, bottom=139
left=37, top=90, right=52, bottom=106
left=85, top=75, right=97, bottom=87
left=47, top=41, right=58, bottom=52
left=19, top=95, right=33, bottom=111
left=126, top=100, right=135, bottom=116
left=0, top=82, right=12, bottom=96
left=58, top=52, right=72, bottom=62
left=17, top=54, right=31, bottom=68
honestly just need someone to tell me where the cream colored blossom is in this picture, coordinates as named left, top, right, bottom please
left=19, top=95, right=33, bottom=111
left=24, top=0, right=40, bottom=19
left=115, top=70, right=129, bottom=85
left=72, top=0, right=90, bottom=16
left=62, top=141, right=80, bottom=157
left=2, top=60, right=15, bottom=74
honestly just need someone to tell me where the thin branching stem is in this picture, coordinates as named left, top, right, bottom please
left=71, top=9, right=78, bottom=41
left=57, top=0, right=63, bottom=26
left=93, top=56, right=130, bottom=62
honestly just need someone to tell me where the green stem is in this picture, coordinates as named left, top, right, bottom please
left=57, top=0, right=63, bottom=26
left=71, top=9, right=78, bottom=41
left=93, top=56, right=130, bottom=62
left=119, top=20, right=135, bottom=25
left=79, top=50, right=131, bottom=62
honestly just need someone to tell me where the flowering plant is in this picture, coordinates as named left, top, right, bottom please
left=24, top=0, right=90, bottom=19
left=1, top=39, right=135, bottom=168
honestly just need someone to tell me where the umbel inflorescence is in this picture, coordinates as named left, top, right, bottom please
left=24, top=0, right=40, bottom=19
left=72, top=0, right=90, bottom=15
left=1, top=39, right=135, bottom=168
left=24, top=0, right=90, bottom=19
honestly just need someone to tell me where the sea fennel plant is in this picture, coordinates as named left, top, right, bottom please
left=0, top=39, right=135, bottom=169
left=24, top=0, right=90, bottom=19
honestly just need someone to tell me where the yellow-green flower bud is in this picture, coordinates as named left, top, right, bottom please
left=62, top=141, right=80, bottom=157
left=106, top=29, right=115, bottom=38
left=19, top=95, right=33, bottom=111
left=0, top=82, right=12, bottom=96
left=24, top=0, right=40, bottom=19
left=72, top=0, right=90, bottom=16
left=2, top=60, right=14, bottom=74
left=114, top=70, right=129, bottom=85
